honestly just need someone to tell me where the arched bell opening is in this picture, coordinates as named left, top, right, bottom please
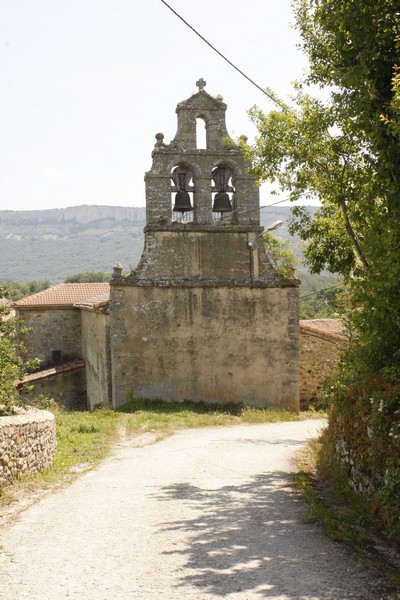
left=171, top=165, right=195, bottom=222
left=196, top=116, right=207, bottom=150
left=211, top=165, right=235, bottom=222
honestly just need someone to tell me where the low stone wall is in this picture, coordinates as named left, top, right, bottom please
left=0, top=409, right=56, bottom=487
left=334, top=435, right=376, bottom=497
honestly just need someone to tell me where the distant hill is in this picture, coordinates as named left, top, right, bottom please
left=0, top=204, right=316, bottom=283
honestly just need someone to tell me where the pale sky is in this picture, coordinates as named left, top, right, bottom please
left=0, top=0, right=308, bottom=211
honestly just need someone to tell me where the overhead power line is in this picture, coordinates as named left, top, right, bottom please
left=160, top=0, right=287, bottom=110
left=300, top=285, right=343, bottom=300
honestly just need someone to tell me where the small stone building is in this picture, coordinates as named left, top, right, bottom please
left=14, top=283, right=109, bottom=409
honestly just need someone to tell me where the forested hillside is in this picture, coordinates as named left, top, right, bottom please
left=0, top=205, right=145, bottom=282
left=0, top=204, right=314, bottom=283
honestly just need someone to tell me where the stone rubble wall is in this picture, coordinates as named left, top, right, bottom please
left=334, top=435, right=376, bottom=497
left=15, top=307, right=82, bottom=366
left=300, top=330, right=344, bottom=404
left=0, top=409, right=56, bottom=487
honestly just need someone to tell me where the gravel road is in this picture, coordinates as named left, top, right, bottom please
left=0, top=420, right=391, bottom=599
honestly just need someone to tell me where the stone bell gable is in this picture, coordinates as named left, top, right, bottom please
left=145, top=78, right=259, bottom=227
left=110, top=80, right=300, bottom=410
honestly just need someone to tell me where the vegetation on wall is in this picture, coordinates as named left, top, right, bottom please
left=262, top=232, right=299, bottom=278
left=323, top=368, right=400, bottom=541
left=244, top=0, right=400, bottom=542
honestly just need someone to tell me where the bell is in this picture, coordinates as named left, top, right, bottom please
left=212, top=191, right=232, bottom=213
left=173, top=190, right=193, bottom=213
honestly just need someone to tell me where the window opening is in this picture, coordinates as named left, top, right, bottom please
left=196, top=117, right=207, bottom=149
left=52, top=350, right=62, bottom=364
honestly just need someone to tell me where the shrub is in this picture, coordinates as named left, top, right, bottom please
left=0, top=295, right=39, bottom=415
left=321, top=359, right=400, bottom=543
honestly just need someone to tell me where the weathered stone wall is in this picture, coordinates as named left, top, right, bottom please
left=0, top=410, right=56, bottom=487
left=334, top=434, right=377, bottom=497
left=24, top=369, right=87, bottom=411
left=133, top=227, right=277, bottom=281
left=145, top=89, right=260, bottom=227
left=81, top=309, right=111, bottom=409
left=300, top=329, right=344, bottom=404
left=110, top=284, right=299, bottom=410
left=15, top=307, right=82, bottom=366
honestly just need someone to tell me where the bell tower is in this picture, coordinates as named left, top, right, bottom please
left=110, top=81, right=300, bottom=409
left=145, top=78, right=260, bottom=228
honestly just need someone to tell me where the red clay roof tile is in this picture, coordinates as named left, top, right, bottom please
left=300, top=318, right=346, bottom=339
left=13, top=283, right=110, bottom=308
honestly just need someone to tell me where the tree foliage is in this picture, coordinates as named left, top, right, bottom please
left=0, top=296, right=38, bottom=415
left=0, top=280, right=51, bottom=301
left=263, top=232, right=299, bottom=278
left=244, top=0, right=400, bottom=540
left=246, top=92, right=379, bottom=276
left=294, top=0, right=400, bottom=189
left=244, top=0, right=400, bottom=375
left=299, top=273, right=344, bottom=319
left=64, top=272, right=110, bottom=283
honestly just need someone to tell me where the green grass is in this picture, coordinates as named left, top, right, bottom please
left=296, top=438, right=365, bottom=544
left=0, top=399, right=324, bottom=508
left=296, top=436, right=400, bottom=595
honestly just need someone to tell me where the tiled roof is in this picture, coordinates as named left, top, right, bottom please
left=74, top=292, right=110, bottom=309
left=13, top=283, right=110, bottom=308
left=300, top=318, right=346, bottom=340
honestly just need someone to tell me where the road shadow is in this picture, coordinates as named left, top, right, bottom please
left=153, top=471, right=388, bottom=599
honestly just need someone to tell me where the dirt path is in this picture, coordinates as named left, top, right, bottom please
left=0, top=420, right=390, bottom=599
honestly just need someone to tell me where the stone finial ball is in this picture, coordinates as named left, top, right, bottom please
left=113, top=261, right=123, bottom=274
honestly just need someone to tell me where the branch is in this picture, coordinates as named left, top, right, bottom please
left=338, top=197, right=371, bottom=275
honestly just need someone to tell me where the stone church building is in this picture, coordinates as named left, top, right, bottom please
left=14, top=82, right=339, bottom=411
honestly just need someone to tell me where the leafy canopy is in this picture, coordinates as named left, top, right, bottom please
left=243, top=0, right=400, bottom=374
left=0, top=296, right=39, bottom=415
left=64, top=272, right=110, bottom=283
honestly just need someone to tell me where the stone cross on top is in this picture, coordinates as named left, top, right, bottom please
left=196, top=78, right=206, bottom=91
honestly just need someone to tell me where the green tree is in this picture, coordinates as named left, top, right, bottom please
left=244, top=0, right=400, bottom=374
left=245, top=91, right=378, bottom=277
left=294, top=0, right=400, bottom=199
left=0, top=296, right=38, bottom=415
left=26, top=280, right=51, bottom=295
left=244, top=0, right=400, bottom=539
left=263, top=232, right=299, bottom=278
left=0, top=280, right=50, bottom=301
left=64, top=272, right=110, bottom=283
left=299, top=273, right=344, bottom=319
